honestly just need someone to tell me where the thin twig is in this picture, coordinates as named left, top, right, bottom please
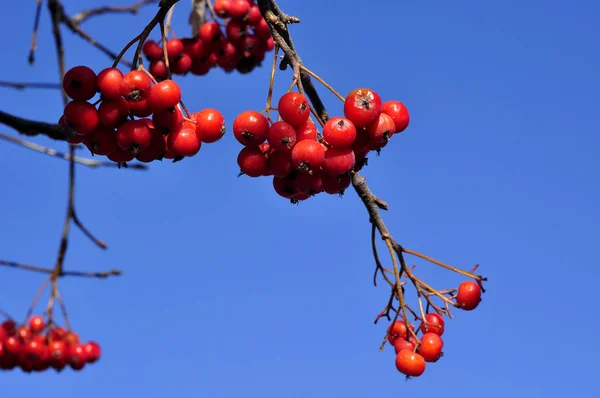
left=28, top=0, right=44, bottom=65
left=0, top=261, right=122, bottom=278
left=0, top=110, right=74, bottom=140
left=0, top=81, right=61, bottom=90
left=71, top=0, right=157, bottom=24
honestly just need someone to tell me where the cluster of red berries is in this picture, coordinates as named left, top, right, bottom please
left=233, top=88, right=410, bottom=202
left=143, top=0, right=274, bottom=78
left=0, top=315, right=100, bottom=373
left=59, top=65, right=225, bottom=164
left=389, top=281, right=482, bottom=378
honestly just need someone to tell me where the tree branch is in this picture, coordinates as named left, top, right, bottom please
left=70, top=0, right=158, bottom=25
left=0, top=110, right=74, bottom=140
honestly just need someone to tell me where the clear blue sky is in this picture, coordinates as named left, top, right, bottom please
left=1, top=0, right=598, bottom=396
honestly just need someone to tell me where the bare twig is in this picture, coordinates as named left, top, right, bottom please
left=0, top=110, right=74, bottom=140
left=28, top=0, right=44, bottom=65
left=71, top=0, right=157, bottom=24
left=0, top=81, right=60, bottom=90
left=0, top=261, right=122, bottom=278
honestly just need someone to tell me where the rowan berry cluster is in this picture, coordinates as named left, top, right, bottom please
left=390, top=281, right=482, bottom=378
left=59, top=65, right=225, bottom=165
left=143, top=0, right=274, bottom=78
left=233, top=88, right=410, bottom=202
left=0, top=315, right=100, bottom=373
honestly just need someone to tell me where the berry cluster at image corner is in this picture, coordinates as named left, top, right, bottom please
left=143, top=0, right=274, bottom=78
left=233, top=88, right=410, bottom=202
left=59, top=65, right=225, bottom=166
left=389, top=281, right=483, bottom=378
left=0, top=315, right=100, bottom=373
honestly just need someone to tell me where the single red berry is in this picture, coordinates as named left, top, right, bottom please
left=195, top=108, right=226, bottom=143
left=233, top=110, right=269, bottom=147
left=128, top=98, right=153, bottom=117
left=294, top=170, right=324, bottom=195
left=226, top=20, right=248, bottom=42
left=237, top=147, right=268, bottom=177
left=387, top=320, right=414, bottom=345
left=216, top=40, right=240, bottom=70
left=16, top=326, right=32, bottom=342
left=153, top=107, right=184, bottom=135
left=98, top=97, right=130, bottom=128
left=1, top=319, right=16, bottom=333
left=147, top=80, right=182, bottom=112
left=291, top=139, right=325, bottom=172
left=395, top=349, right=426, bottom=377
left=417, top=333, right=444, bottom=362
left=229, top=0, right=251, bottom=20
left=192, top=39, right=216, bottom=58
left=278, top=92, right=310, bottom=127
left=28, top=315, right=45, bottom=335
left=254, top=18, right=271, bottom=40
left=96, top=67, right=123, bottom=100
left=456, top=281, right=482, bottom=310
left=107, top=146, right=135, bottom=163
left=63, top=100, right=100, bottom=135
left=272, top=176, right=294, bottom=199
left=48, top=340, right=68, bottom=370
left=149, top=59, right=169, bottom=81
left=142, top=40, right=164, bottom=60
left=199, top=21, right=223, bottom=42
left=83, top=341, right=101, bottom=363
left=120, top=70, right=152, bottom=102
left=63, top=65, right=98, bottom=101
left=213, top=0, right=231, bottom=17
left=171, top=53, right=193, bottom=75
left=294, top=120, right=318, bottom=142
left=168, top=127, right=201, bottom=157
left=23, top=339, right=46, bottom=362
left=4, top=336, right=22, bottom=355
left=344, top=88, right=382, bottom=128
left=267, top=121, right=297, bottom=151
left=322, top=174, right=351, bottom=195
left=393, top=336, right=417, bottom=355
left=322, top=147, right=355, bottom=176
left=165, top=39, right=184, bottom=59
left=64, top=332, right=80, bottom=346
left=46, top=326, right=67, bottom=342
left=135, top=127, right=166, bottom=163
left=246, top=4, right=262, bottom=25
left=419, top=313, right=445, bottom=336
left=351, top=127, right=370, bottom=154
left=268, top=150, right=293, bottom=177
left=366, top=112, right=395, bottom=148
left=69, top=344, right=87, bottom=370
left=382, top=100, right=410, bottom=133
left=116, top=119, right=152, bottom=154
left=84, top=126, right=118, bottom=156
left=323, top=117, right=357, bottom=148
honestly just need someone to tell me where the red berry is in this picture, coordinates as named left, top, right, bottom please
left=272, top=176, right=295, bottom=199
left=48, top=340, right=68, bottom=370
left=107, top=146, right=135, bottom=163
left=199, top=21, right=223, bottom=42
left=254, top=18, right=271, bottom=40
left=267, top=121, right=297, bottom=151
left=63, top=100, right=100, bottom=135
left=135, top=126, right=166, bottom=163
left=213, top=0, right=231, bottom=17
left=116, top=119, right=152, bottom=153
left=387, top=320, right=415, bottom=345
left=69, top=344, right=87, bottom=370
left=165, top=39, right=184, bottom=59
left=366, top=112, right=395, bottom=148
left=142, top=40, right=163, bottom=60
left=64, top=331, right=80, bottom=346
left=96, top=67, right=123, bottom=100
left=343, top=88, right=382, bottom=128
left=323, top=117, right=356, bottom=148
left=153, top=107, right=184, bottom=135
left=171, top=53, right=193, bottom=75
left=84, top=126, right=118, bottom=156
left=395, top=349, right=426, bottom=377
left=246, top=4, right=262, bottom=25
left=294, top=120, right=318, bottom=142
left=229, top=0, right=250, bottom=20
left=23, top=339, right=46, bottom=362
left=1, top=319, right=16, bottom=333
left=393, top=336, right=417, bottom=355
left=322, top=147, right=355, bottom=176
left=233, top=110, right=269, bottom=147
left=47, top=326, right=67, bottom=342
left=98, top=97, right=130, bottom=128
left=149, top=59, right=169, bottom=81
left=278, top=92, right=310, bottom=127
left=128, top=98, right=153, bottom=117
left=294, top=171, right=324, bottom=195
left=237, top=146, right=268, bottom=177
left=4, top=336, right=22, bottom=355
left=120, top=70, right=152, bottom=102
left=322, top=174, right=351, bottom=194
left=167, top=127, right=201, bottom=157
left=382, top=100, right=410, bottom=133
left=63, top=66, right=98, bottom=101
left=226, top=20, right=248, bottom=42
left=351, top=127, right=370, bottom=154
left=268, top=150, right=293, bottom=177
left=83, top=341, right=101, bottom=363
left=456, top=281, right=482, bottom=310
left=417, top=333, right=444, bottom=362
left=28, top=315, right=45, bottom=334
left=291, top=139, right=325, bottom=172
left=194, top=108, right=226, bottom=143
left=147, top=80, right=182, bottom=111
left=419, top=313, right=445, bottom=336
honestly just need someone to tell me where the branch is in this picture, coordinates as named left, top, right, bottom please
left=0, top=110, right=74, bottom=140
left=0, top=132, right=148, bottom=169
left=0, top=81, right=61, bottom=90
left=0, top=261, right=122, bottom=279
left=70, top=0, right=158, bottom=24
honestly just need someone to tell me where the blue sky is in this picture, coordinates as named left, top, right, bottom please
left=1, top=0, right=599, bottom=396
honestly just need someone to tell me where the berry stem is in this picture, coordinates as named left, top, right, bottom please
left=298, top=64, right=345, bottom=102
left=159, top=19, right=172, bottom=80
left=402, top=247, right=486, bottom=282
